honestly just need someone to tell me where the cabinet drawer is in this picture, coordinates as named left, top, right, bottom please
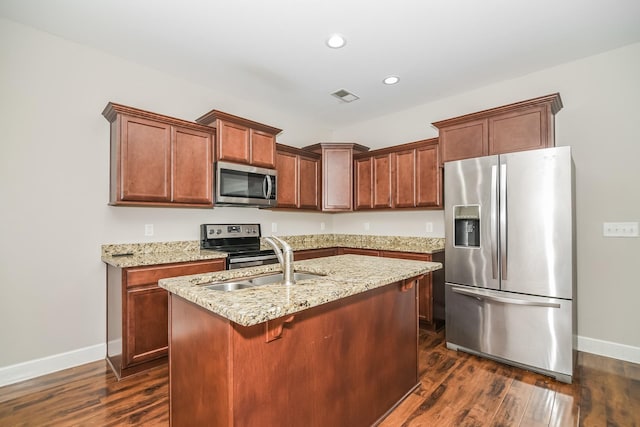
left=380, top=251, right=432, bottom=261
left=126, top=259, right=225, bottom=287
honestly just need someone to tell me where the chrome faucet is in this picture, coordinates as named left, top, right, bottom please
left=263, top=235, right=295, bottom=285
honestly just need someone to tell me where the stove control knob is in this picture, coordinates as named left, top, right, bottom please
left=216, top=229, right=222, bottom=235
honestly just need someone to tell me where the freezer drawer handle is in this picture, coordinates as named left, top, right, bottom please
left=451, top=287, right=561, bottom=308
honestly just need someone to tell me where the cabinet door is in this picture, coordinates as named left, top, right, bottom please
left=439, top=118, right=488, bottom=163
left=217, top=120, right=250, bottom=164
left=126, top=285, right=168, bottom=366
left=373, top=154, right=392, bottom=208
left=488, top=105, right=550, bottom=155
left=275, top=150, right=298, bottom=208
left=393, top=150, right=416, bottom=208
left=354, top=157, right=373, bottom=210
left=250, top=129, right=276, bottom=168
left=172, top=126, right=213, bottom=205
left=416, top=143, right=441, bottom=207
left=322, top=147, right=354, bottom=211
left=299, top=156, right=320, bottom=209
left=380, top=251, right=434, bottom=324
left=120, top=115, right=171, bottom=202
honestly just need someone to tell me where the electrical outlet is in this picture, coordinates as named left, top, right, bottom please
left=271, top=222, right=278, bottom=233
left=603, top=222, right=639, bottom=237
left=364, top=222, right=370, bottom=231
left=144, top=224, right=154, bottom=236
left=425, top=222, right=433, bottom=233
left=320, top=222, right=326, bottom=231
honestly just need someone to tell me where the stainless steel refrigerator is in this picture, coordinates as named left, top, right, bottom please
left=444, top=146, right=576, bottom=383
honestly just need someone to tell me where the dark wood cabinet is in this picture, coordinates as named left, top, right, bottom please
left=354, top=138, right=441, bottom=210
left=304, top=143, right=369, bottom=212
left=373, top=154, right=393, bottom=208
left=293, top=248, right=339, bottom=261
left=102, top=103, right=214, bottom=207
left=274, top=144, right=321, bottom=210
left=106, top=258, right=225, bottom=379
left=393, top=149, right=416, bottom=208
left=339, top=248, right=381, bottom=256
left=169, top=277, right=419, bottom=426
left=195, top=109, right=281, bottom=168
left=380, top=250, right=445, bottom=330
left=415, top=141, right=441, bottom=207
left=433, top=93, right=563, bottom=164
left=354, top=157, right=373, bottom=210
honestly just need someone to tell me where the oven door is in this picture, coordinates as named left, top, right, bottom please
left=227, top=253, right=279, bottom=270
left=216, top=161, right=277, bottom=207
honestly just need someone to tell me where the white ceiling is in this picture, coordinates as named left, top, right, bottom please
left=2, top=0, right=640, bottom=127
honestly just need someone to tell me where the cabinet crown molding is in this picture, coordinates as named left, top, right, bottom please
left=195, top=109, right=282, bottom=135
left=102, top=102, right=214, bottom=133
left=431, top=93, right=563, bottom=129
left=303, top=142, right=370, bottom=153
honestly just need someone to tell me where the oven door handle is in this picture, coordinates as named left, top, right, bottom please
left=229, top=254, right=279, bottom=263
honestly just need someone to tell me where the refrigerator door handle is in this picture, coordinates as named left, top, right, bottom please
left=491, top=165, right=499, bottom=279
left=500, top=163, right=508, bottom=280
left=451, top=287, right=561, bottom=309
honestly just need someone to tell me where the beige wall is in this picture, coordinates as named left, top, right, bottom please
left=0, top=18, right=333, bottom=372
left=1, top=17, right=638, bottom=380
left=333, top=42, right=640, bottom=354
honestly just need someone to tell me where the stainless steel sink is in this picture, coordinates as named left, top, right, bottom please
left=249, top=272, right=323, bottom=286
left=203, top=272, right=325, bottom=291
left=204, top=282, right=256, bottom=291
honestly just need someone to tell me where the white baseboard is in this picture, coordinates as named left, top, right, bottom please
left=0, top=343, right=105, bottom=387
left=577, top=335, right=640, bottom=364
left=2, top=337, right=637, bottom=389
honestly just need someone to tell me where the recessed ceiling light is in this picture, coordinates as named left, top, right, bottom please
left=326, top=34, right=346, bottom=49
left=383, top=76, right=400, bottom=85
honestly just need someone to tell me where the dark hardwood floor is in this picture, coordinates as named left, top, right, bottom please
left=1, top=330, right=638, bottom=426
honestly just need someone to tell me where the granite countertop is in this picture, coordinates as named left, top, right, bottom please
left=101, top=240, right=227, bottom=268
left=101, top=234, right=444, bottom=268
left=158, top=254, right=442, bottom=327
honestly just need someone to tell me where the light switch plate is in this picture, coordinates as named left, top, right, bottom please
left=603, top=222, right=639, bottom=237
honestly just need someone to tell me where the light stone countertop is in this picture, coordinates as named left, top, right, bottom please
left=101, top=241, right=227, bottom=268
left=101, top=234, right=444, bottom=268
left=158, top=254, right=442, bottom=327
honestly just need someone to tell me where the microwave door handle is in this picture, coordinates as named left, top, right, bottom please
left=263, top=175, right=273, bottom=199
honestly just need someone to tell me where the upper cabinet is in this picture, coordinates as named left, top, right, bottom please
left=355, top=138, right=441, bottom=210
left=433, top=93, right=563, bottom=164
left=102, top=103, right=214, bottom=208
left=304, top=143, right=369, bottom=212
left=195, top=110, right=281, bottom=168
left=274, top=144, right=321, bottom=210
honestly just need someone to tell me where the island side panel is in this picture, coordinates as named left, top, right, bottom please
left=230, top=279, right=419, bottom=427
left=169, top=295, right=232, bottom=427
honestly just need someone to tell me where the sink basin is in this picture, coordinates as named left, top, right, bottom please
left=248, top=272, right=324, bottom=286
left=205, top=282, right=256, bottom=291
left=202, top=272, right=325, bottom=291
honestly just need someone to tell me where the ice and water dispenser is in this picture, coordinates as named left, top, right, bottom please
left=454, top=205, right=480, bottom=248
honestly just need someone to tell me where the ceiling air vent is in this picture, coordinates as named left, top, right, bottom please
left=331, top=89, right=360, bottom=103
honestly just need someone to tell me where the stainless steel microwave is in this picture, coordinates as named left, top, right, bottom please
left=215, top=161, right=277, bottom=207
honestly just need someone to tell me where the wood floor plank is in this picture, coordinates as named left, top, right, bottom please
left=1, top=331, right=639, bottom=426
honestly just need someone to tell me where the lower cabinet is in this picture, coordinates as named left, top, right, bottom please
left=293, top=248, right=338, bottom=261
left=309, top=248, right=445, bottom=329
left=106, top=258, right=226, bottom=379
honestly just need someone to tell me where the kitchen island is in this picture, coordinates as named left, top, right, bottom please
left=159, top=255, right=441, bottom=427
